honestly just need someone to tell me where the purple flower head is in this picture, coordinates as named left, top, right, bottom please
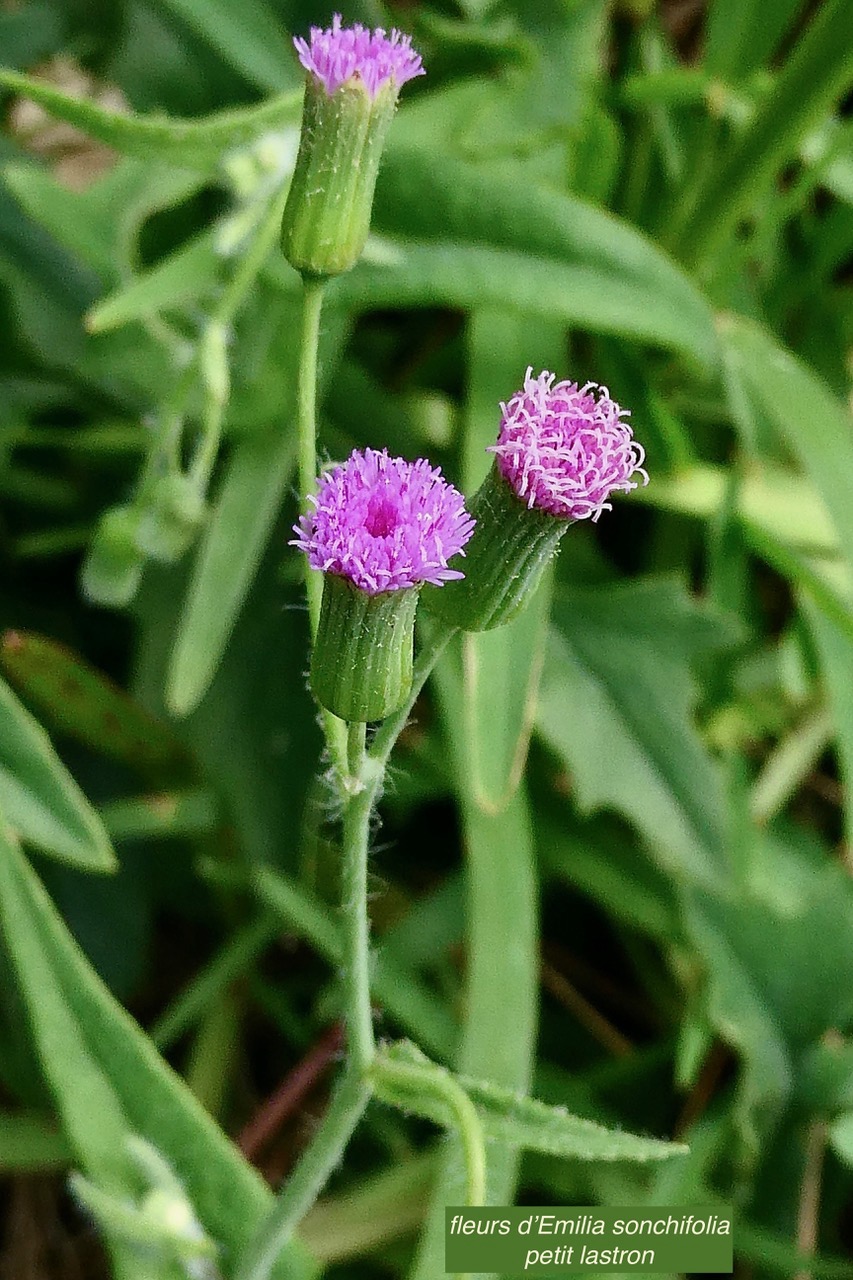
left=293, top=448, right=475, bottom=595
left=294, top=14, right=424, bottom=99
left=489, top=368, right=648, bottom=521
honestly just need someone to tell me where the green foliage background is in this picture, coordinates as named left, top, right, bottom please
left=1, top=0, right=852, bottom=1276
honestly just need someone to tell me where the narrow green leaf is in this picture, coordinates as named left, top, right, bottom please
left=704, top=0, right=803, bottom=79
left=413, top=632, right=538, bottom=1276
left=167, top=425, right=297, bottom=717
left=462, top=590, right=551, bottom=815
left=329, top=239, right=714, bottom=368
left=376, top=1042, right=686, bottom=1163
left=87, top=231, right=221, bottom=333
left=0, top=69, right=301, bottom=170
left=632, top=461, right=840, bottom=557
left=301, top=1153, right=436, bottom=1264
left=0, top=1110, right=72, bottom=1171
left=750, top=704, right=834, bottom=826
left=633, top=462, right=853, bottom=645
left=680, top=0, right=853, bottom=262
left=0, top=676, right=115, bottom=871
left=1, top=630, right=187, bottom=775
left=151, top=916, right=278, bottom=1051
left=255, top=867, right=458, bottom=1062
left=721, top=317, right=853, bottom=577
left=802, top=597, right=853, bottom=851
left=99, top=790, right=218, bottom=842
left=367, top=147, right=718, bottom=367
left=0, top=819, right=315, bottom=1280
left=154, top=0, right=297, bottom=93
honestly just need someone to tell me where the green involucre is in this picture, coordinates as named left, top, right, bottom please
left=311, top=574, right=419, bottom=721
left=282, top=77, right=398, bottom=278
left=422, top=465, right=567, bottom=631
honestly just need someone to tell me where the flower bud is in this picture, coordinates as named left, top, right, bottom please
left=135, top=474, right=207, bottom=563
left=81, top=506, right=145, bottom=607
left=281, top=15, right=423, bottom=278
left=292, top=448, right=473, bottom=721
left=423, top=369, right=647, bottom=631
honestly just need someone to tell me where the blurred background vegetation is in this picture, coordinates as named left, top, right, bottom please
left=1, top=0, right=852, bottom=1277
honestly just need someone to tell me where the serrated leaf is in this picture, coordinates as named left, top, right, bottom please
left=537, top=578, right=735, bottom=888
left=0, top=676, right=115, bottom=871
left=375, top=1042, right=686, bottom=1163
left=686, top=827, right=853, bottom=1152
left=0, top=818, right=315, bottom=1280
left=0, top=69, right=301, bottom=170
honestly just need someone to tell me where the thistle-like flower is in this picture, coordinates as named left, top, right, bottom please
left=294, top=449, right=473, bottom=721
left=281, top=15, right=424, bottom=278
left=490, top=368, right=647, bottom=520
left=294, top=14, right=424, bottom=100
left=424, top=368, right=647, bottom=632
left=294, top=448, right=473, bottom=594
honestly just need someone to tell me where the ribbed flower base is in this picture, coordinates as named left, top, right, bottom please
left=422, top=465, right=568, bottom=631
left=311, top=573, right=419, bottom=721
left=282, top=76, right=397, bottom=279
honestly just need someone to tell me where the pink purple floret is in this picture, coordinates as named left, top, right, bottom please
left=294, top=14, right=424, bottom=99
left=489, top=368, right=648, bottom=521
left=293, top=448, right=475, bottom=595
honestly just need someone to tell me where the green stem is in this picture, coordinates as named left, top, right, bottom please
left=371, top=1055, right=486, bottom=1207
left=296, top=276, right=326, bottom=641
left=233, top=1067, right=371, bottom=1280
left=337, top=626, right=457, bottom=1074
left=341, top=719, right=376, bottom=1074
left=329, top=629, right=459, bottom=1079
left=295, top=274, right=349, bottom=782
left=237, top=627, right=457, bottom=1280
left=142, top=185, right=293, bottom=503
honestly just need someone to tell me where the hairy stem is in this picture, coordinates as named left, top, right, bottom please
left=240, top=627, right=457, bottom=1279
left=341, top=720, right=376, bottom=1073
left=296, top=276, right=326, bottom=641
left=234, top=1067, right=370, bottom=1280
left=295, top=274, right=349, bottom=782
